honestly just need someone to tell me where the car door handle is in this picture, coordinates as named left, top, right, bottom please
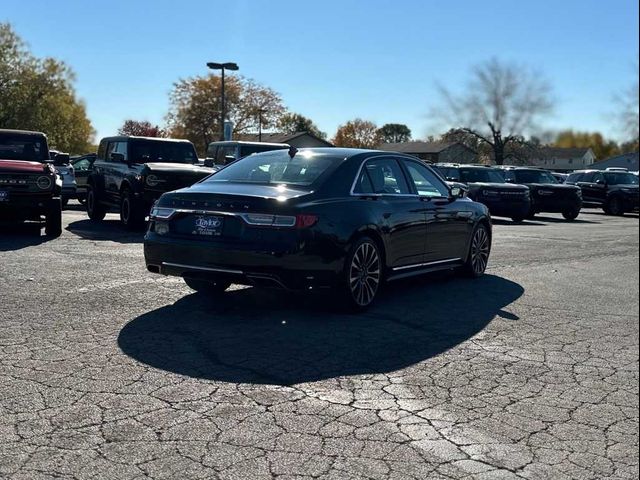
left=456, top=211, right=473, bottom=219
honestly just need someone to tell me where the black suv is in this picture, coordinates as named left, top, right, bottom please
left=433, top=164, right=531, bottom=222
left=566, top=169, right=639, bottom=215
left=204, top=141, right=290, bottom=167
left=86, top=136, right=214, bottom=229
left=499, top=167, right=583, bottom=220
left=0, top=129, right=63, bottom=236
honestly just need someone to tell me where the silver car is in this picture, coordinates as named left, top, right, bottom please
left=50, top=149, right=77, bottom=207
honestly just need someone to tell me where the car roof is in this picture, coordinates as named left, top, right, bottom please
left=207, top=141, right=289, bottom=148
left=0, top=128, right=47, bottom=138
left=434, top=163, right=495, bottom=169
left=100, top=135, right=192, bottom=143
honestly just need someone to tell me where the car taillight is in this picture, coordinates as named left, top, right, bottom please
left=295, top=214, right=318, bottom=228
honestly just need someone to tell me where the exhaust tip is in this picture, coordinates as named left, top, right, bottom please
left=147, top=264, right=160, bottom=274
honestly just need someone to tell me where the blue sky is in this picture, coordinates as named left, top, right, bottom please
left=3, top=0, right=638, bottom=142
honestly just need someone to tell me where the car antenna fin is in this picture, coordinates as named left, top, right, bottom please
left=288, top=146, right=298, bottom=160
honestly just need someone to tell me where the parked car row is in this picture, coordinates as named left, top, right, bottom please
left=1, top=127, right=638, bottom=310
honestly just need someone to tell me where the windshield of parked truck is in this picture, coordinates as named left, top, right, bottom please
left=0, top=134, right=48, bottom=162
left=130, top=140, right=198, bottom=164
left=459, top=168, right=505, bottom=183
left=604, top=172, right=639, bottom=185
left=514, top=170, right=558, bottom=184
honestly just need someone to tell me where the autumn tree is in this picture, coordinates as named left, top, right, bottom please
left=118, top=119, right=165, bottom=137
left=166, top=74, right=285, bottom=154
left=378, top=123, right=412, bottom=143
left=277, top=113, right=326, bottom=139
left=553, top=130, right=620, bottom=160
left=434, top=58, right=553, bottom=165
left=332, top=119, right=382, bottom=148
left=0, top=23, right=94, bottom=153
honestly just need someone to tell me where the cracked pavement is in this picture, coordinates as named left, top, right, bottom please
left=0, top=206, right=638, bottom=479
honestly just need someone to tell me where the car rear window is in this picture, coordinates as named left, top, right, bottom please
left=459, top=168, right=505, bottom=183
left=204, top=150, right=341, bottom=187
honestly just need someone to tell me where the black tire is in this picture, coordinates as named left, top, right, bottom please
left=45, top=198, right=62, bottom=237
left=461, top=223, right=491, bottom=278
left=86, top=184, right=106, bottom=221
left=511, top=215, right=525, bottom=223
left=340, top=236, right=382, bottom=311
left=562, top=209, right=580, bottom=221
left=604, top=196, right=625, bottom=216
left=526, top=210, right=536, bottom=220
left=184, top=277, right=231, bottom=295
left=120, top=188, right=146, bottom=230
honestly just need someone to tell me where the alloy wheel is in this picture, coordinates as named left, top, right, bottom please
left=349, top=242, right=381, bottom=307
left=471, top=227, right=490, bottom=275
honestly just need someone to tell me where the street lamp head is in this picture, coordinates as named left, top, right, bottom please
left=206, top=62, right=239, bottom=71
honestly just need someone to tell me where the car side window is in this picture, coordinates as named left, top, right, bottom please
left=403, top=160, right=450, bottom=197
left=353, top=170, right=375, bottom=194
left=566, top=173, right=582, bottom=183
left=115, top=141, right=128, bottom=161
left=361, top=158, right=410, bottom=195
left=593, top=172, right=605, bottom=184
left=73, top=158, right=91, bottom=171
left=105, top=142, right=117, bottom=162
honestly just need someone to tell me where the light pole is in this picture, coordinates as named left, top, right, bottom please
left=257, top=108, right=266, bottom=142
left=206, top=62, right=239, bottom=140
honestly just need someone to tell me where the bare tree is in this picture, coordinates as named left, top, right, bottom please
left=614, top=63, right=639, bottom=146
left=434, top=58, right=553, bottom=165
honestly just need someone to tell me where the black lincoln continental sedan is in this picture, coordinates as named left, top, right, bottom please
left=144, top=148, right=492, bottom=309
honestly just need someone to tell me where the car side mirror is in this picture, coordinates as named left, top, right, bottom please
left=110, top=152, right=125, bottom=163
left=224, top=155, right=236, bottom=164
left=204, top=158, right=215, bottom=168
left=53, top=153, right=70, bottom=166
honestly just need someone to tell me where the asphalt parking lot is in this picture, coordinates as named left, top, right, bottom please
left=0, top=206, right=638, bottom=480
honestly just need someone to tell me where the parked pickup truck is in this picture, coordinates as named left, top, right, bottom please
left=0, top=129, right=63, bottom=236
left=86, top=136, right=214, bottom=230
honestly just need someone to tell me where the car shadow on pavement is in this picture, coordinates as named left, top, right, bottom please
left=66, top=219, right=145, bottom=243
left=0, top=223, right=50, bottom=251
left=118, top=273, right=524, bottom=386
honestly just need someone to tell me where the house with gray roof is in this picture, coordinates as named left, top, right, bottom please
left=378, top=141, right=477, bottom=164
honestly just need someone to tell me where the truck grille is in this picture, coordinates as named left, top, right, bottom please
left=0, top=174, right=42, bottom=192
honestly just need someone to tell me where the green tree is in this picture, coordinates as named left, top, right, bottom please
left=378, top=123, right=412, bottom=143
left=277, top=113, right=326, bottom=139
left=332, top=119, right=381, bottom=148
left=166, top=74, right=285, bottom=155
left=553, top=130, right=620, bottom=160
left=118, top=119, right=165, bottom=137
left=433, top=58, right=553, bottom=165
left=0, top=23, right=94, bottom=154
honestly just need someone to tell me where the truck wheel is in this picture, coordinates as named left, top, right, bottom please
left=86, top=185, right=106, bottom=221
left=604, top=197, right=625, bottom=216
left=120, top=188, right=146, bottom=230
left=45, top=198, right=62, bottom=237
left=184, top=277, right=231, bottom=295
left=511, top=215, right=525, bottom=223
left=562, top=209, right=580, bottom=221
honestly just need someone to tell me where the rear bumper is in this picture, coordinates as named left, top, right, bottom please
left=144, top=232, right=343, bottom=290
